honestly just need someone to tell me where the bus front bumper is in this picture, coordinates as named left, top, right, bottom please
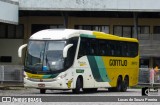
left=24, top=77, right=70, bottom=90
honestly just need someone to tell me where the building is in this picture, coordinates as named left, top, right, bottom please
left=1, top=0, right=160, bottom=68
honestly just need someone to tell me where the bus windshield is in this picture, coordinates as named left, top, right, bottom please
left=25, top=40, right=66, bottom=73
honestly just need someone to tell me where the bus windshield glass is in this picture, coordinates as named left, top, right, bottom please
left=25, top=40, right=66, bottom=72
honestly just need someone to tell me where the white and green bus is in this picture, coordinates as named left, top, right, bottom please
left=18, top=29, right=139, bottom=94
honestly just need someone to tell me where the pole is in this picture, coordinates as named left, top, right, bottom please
left=1, top=66, right=4, bottom=85
left=62, top=12, right=68, bottom=28
left=133, top=12, right=138, bottom=38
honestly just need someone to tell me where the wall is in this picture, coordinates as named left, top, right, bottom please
left=19, top=16, right=64, bottom=41
left=0, top=0, right=18, bottom=24
left=19, top=0, right=160, bottom=12
left=20, top=16, right=160, bottom=35
left=0, top=39, right=23, bottom=65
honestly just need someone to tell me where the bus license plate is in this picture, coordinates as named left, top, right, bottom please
left=38, top=84, right=45, bottom=88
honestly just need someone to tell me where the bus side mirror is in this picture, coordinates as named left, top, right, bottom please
left=63, top=44, right=73, bottom=58
left=18, top=44, right=27, bottom=58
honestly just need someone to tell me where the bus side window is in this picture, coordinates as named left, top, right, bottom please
left=65, top=37, right=78, bottom=67
left=106, top=41, right=111, bottom=56
left=116, top=42, right=122, bottom=56
left=110, top=41, right=116, bottom=56
left=99, top=40, right=107, bottom=56
left=129, top=42, right=138, bottom=57
left=122, top=42, right=128, bottom=57
left=89, top=39, right=98, bottom=55
left=78, top=38, right=87, bottom=58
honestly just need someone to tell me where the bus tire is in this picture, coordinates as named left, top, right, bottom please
left=40, top=89, right=46, bottom=94
left=115, top=76, right=122, bottom=92
left=72, top=77, right=82, bottom=94
left=121, top=76, right=129, bottom=92
left=108, top=87, right=116, bottom=92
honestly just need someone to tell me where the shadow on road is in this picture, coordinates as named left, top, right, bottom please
left=32, top=89, right=138, bottom=95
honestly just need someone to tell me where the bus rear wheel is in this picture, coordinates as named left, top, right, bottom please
left=108, top=87, right=115, bottom=92
left=115, top=76, right=122, bottom=92
left=108, top=76, right=123, bottom=92
left=40, top=89, right=46, bottom=94
left=121, top=76, right=129, bottom=92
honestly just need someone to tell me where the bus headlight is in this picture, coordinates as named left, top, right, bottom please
left=56, top=73, right=67, bottom=80
left=23, top=72, right=28, bottom=79
left=23, top=72, right=27, bottom=77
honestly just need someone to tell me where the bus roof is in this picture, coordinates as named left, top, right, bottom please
left=30, top=29, right=138, bottom=42
left=30, top=29, right=92, bottom=40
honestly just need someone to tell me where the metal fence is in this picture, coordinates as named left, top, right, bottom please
left=0, top=65, right=160, bottom=87
left=0, top=65, right=23, bottom=84
left=138, top=68, right=160, bottom=87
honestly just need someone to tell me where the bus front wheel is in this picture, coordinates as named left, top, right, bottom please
left=83, top=88, right=97, bottom=93
left=72, top=77, right=82, bottom=94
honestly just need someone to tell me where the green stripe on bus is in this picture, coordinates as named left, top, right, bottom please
left=42, top=73, right=59, bottom=79
left=87, top=56, right=103, bottom=82
left=94, top=56, right=110, bottom=82
left=87, top=56, right=110, bottom=82
left=80, top=34, right=96, bottom=38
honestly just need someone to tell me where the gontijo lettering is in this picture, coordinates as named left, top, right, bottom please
left=109, top=59, right=127, bottom=66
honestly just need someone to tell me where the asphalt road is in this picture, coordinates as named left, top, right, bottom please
left=0, top=88, right=142, bottom=96
left=0, top=88, right=159, bottom=105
